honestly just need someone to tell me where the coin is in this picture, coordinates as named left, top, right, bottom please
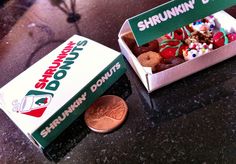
left=84, top=95, right=128, bottom=133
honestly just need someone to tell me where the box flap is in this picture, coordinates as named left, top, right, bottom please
left=118, top=20, right=130, bottom=37
left=118, top=38, right=150, bottom=91
left=214, top=11, right=236, bottom=32
left=128, top=0, right=236, bottom=46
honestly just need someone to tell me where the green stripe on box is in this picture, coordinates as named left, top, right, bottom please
left=32, top=55, right=127, bottom=149
left=129, top=0, right=236, bottom=46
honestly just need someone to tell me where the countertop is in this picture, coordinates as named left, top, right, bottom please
left=0, top=0, right=236, bottom=163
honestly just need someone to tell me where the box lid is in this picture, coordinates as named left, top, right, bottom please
left=120, top=0, right=236, bottom=46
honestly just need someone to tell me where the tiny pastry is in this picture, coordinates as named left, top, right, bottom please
left=159, top=39, right=188, bottom=59
left=137, top=51, right=162, bottom=72
left=154, top=57, right=185, bottom=72
left=133, top=40, right=160, bottom=57
left=165, top=25, right=193, bottom=41
left=227, top=32, right=236, bottom=43
left=183, top=42, right=213, bottom=61
left=190, top=15, right=215, bottom=33
left=185, top=30, right=213, bottom=45
left=213, top=28, right=229, bottom=48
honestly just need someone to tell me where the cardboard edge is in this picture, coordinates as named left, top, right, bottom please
left=214, top=11, right=236, bottom=31
left=118, top=20, right=130, bottom=37
left=0, top=92, right=43, bottom=149
left=118, top=38, right=150, bottom=91
left=0, top=93, right=4, bottom=111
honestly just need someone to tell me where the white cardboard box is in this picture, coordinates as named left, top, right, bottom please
left=118, top=11, right=236, bottom=93
left=0, top=35, right=126, bottom=149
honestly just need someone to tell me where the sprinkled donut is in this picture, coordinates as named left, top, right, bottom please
left=183, top=42, right=213, bottom=61
left=137, top=51, right=162, bottom=72
left=185, top=30, right=213, bottom=46
left=190, top=15, right=215, bottom=33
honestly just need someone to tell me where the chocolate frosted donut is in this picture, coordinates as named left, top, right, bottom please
left=137, top=51, right=162, bottom=72
left=185, top=30, right=213, bottom=45
left=154, top=57, right=185, bottom=72
left=134, top=40, right=159, bottom=57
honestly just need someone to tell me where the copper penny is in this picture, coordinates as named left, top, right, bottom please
left=84, top=95, right=128, bottom=133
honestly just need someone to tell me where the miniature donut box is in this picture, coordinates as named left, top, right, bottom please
left=0, top=35, right=127, bottom=150
left=119, top=6, right=236, bottom=92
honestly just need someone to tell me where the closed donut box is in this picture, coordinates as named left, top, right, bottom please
left=118, top=0, right=236, bottom=92
left=0, top=35, right=127, bottom=150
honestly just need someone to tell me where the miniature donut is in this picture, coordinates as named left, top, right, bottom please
left=184, top=30, right=213, bottom=45
left=154, top=57, right=185, bottom=72
left=183, top=42, right=213, bottom=61
left=137, top=51, right=162, bottom=72
left=227, top=32, right=236, bottom=43
left=213, top=28, right=229, bottom=48
left=165, top=25, right=193, bottom=41
left=213, top=28, right=236, bottom=48
left=190, top=15, right=215, bottom=33
left=133, top=40, right=159, bottom=57
left=159, top=39, right=188, bottom=59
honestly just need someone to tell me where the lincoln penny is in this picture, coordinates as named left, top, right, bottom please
left=84, top=95, right=128, bottom=133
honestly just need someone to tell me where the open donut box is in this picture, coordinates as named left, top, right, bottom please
left=118, top=0, right=236, bottom=93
